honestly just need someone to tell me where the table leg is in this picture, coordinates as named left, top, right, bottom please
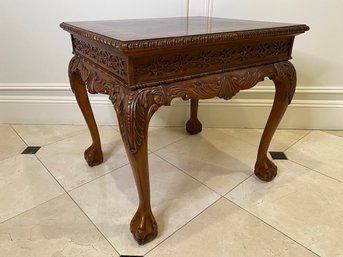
left=255, top=61, right=296, bottom=181
left=68, top=57, right=103, bottom=166
left=186, top=99, right=202, bottom=134
left=112, top=89, right=159, bottom=245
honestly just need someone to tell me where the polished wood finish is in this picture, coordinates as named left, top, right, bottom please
left=68, top=58, right=103, bottom=166
left=63, top=17, right=303, bottom=42
left=255, top=61, right=296, bottom=181
left=186, top=99, right=202, bottom=135
left=62, top=16, right=309, bottom=244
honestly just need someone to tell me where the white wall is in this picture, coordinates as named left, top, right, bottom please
left=210, top=0, right=343, bottom=129
left=0, top=0, right=187, bottom=83
left=213, top=0, right=343, bottom=89
left=1, top=0, right=342, bottom=129
left=0, top=0, right=187, bottom=125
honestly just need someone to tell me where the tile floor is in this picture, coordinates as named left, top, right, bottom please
left=0, top=123, right=343, bottom=257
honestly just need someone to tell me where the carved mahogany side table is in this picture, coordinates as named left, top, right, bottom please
left=60, top=17, right=309, bottom=244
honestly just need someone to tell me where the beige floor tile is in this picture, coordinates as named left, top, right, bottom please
left=0, top=194, right=119, bottom=257
left=286, top=131, right=343, bottom=182
left=148, top=127, right=188, bottom=152
left=0, top=124, right=27, bottom=161
left=69, top=154, right=220, bottom=256
left=323, top=130, right=343, bottom=138
left=0, top=155, right=64, bottom=223
left=226, top=160, right=343, bottom=257
left=112, top=126, right=188, bottom=152
left=37, top=126, right=128, bottom=191
left=12, top=124, right=87, bottom=146
left=146, top=198, right=317, bottom=257
left=155, top=128, right=257, bottom=195
left=220, top=128, right=309, bottom=151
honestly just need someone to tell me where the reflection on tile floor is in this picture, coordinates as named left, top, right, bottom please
left=36, top=126, right=129, bottom=191
left=12, top=124, right=87, bottom=146
left=0, top=195, right=119, bottom=257
left=286, top=131, right=343, bottom=182
left=70, top=154, right=219, bottom=256
left=146, top=199, right=317, bottom=257
left=1, top=124, right=343, bottom=256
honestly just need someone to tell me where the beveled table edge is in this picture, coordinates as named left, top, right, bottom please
left=60, top=21, right=309, bottom=54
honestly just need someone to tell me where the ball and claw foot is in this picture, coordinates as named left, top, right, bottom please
left=130, top=208, right=158, bottom=245
left=84, top=144, right=103, bottom=167
left=254, top=156, right=277, bottom=182
left=186, top=119, right=202, bottom=135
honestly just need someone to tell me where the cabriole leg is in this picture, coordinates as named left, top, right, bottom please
left=68, top=57, right=103, bottom=166
left=255, top=61, right=296, bottom=181
left=113, top=89, right=159, bottom=244
left=186, top=99, right=202, bottom=135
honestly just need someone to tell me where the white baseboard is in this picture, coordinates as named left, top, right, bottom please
left=1, top=83, right=343, bottom=129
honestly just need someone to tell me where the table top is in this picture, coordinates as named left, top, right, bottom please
left=60, top=16, right=309, bottom=52
left=61, top=16, right=303, bottom=41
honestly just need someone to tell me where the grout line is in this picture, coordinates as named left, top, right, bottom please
left=149, top=131, right=189, bottom=153
left=224, top=198, right=321, bottom=257
left=33, top=155, right=121, bottom=256
left=36, top=130, right=88, bottom=148
left=219, top=128, right=269, bottom=150
left=283, top=130, right=312, bottom=152
left=34, top=154, right=70, bottom=193
left=151, top=152, right=223, bottom=196
left=67, top=161, right=130, bottom=193
left=320, top=130, right=343, bottom=138
left=32, top=125, right=116, bottom=149
left=11, top=124, right=118, bottom=150
left=9, top=124, right=28, bottom=147
left=1, top=126, right=337, bottom=256
left=288, top=158, right=343, bottom=184
left=220, top=128, right=314, bottom=154
left=0, top=193, right=64, bottom=226
left=279, top=130, right=343, bottom=183
left=150, top=129, right=259, bottom=196
left=224, top=174, right=253, bottom=195
left=34, top=144, right=217, bottom=256
left=144, top=197, right=223, bottom=256
left=31, top=125, right=130, bottom=193
left=33, top=141, right=130, bottom=193
left=9, top=123, right=87, bottom=148
left=0, top=153, right=25, bottom=163
left=65, top=193, right=121, bottom=256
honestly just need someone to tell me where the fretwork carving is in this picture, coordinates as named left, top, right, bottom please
left=73, top=38, right=128, bottom=80
left=134, top=39, right=291, bottom=81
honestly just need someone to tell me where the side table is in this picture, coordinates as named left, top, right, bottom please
left=60, top=16, right=309, bottom=244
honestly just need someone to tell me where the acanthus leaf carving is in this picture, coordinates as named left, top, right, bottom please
left=69, top=55, right=122, bottom=96
left=110, top=64, right=277, bottom=153
left=111, top=86, right=168, bottom=153
left=168, top=64, right=275, bottom=101
left=273, top=61, right=297, bottom=104
left=70, top=56, right=292, bottom=155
